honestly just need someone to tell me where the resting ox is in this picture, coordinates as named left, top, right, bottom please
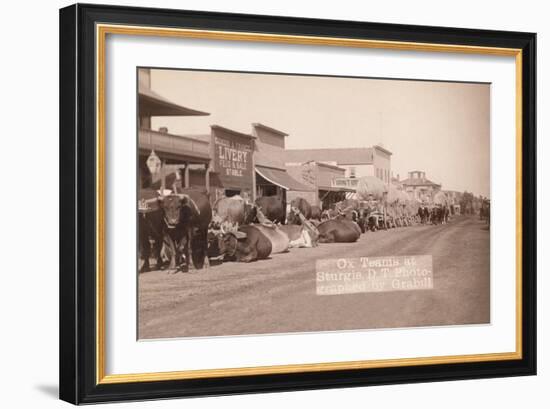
left=251, top=207, right=290, bottom=253
left=278, top=207, right=319, bottom=248
left=210, top=225, right=272, bottom=262
left=317, top=218, right=361, bottom=243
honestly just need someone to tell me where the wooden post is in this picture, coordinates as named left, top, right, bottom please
left=251, top=140, right=257, bottom=202
left=160, top=160, right=166, bottom=192
left=205, top=162, right=210, bottom=193
left=184, top=162, right=190, bottom=188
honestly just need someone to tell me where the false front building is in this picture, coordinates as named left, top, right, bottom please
left=252, top=123, right=316, bottom=204
left=285, top=161, right=348, bottom=209
left=400, top=170, right=442, bottom=202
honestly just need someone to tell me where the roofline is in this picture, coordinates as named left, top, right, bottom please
left=373, top=145, right=393, bottom=156
left=255, top=164, right=286, bottom=172
left=173, top=133, right=211, bottom=143
left=331, top=160, right=373, bottom=165
left=138, top=91, right=210, bottom=117
left=285, top=160, right=346, bottom=171
left=286, top=147, right=372, bottom=152
left=315, top=161, right=346, bottom=171
left=402, top=181, right=442, bottom=187
left=211, top=125, right=256, bottom=139
left=284, top=147, right=375, bottom=165
left=252, top=123, right=289, bottom=137
left=177, top=133, right=211, bottom=138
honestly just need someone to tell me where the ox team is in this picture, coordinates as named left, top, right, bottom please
left=138, top=189, right=471, bottom=273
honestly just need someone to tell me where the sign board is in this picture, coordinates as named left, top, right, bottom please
left=211, top=127, right=254, bottom=190
left=146, top=149, right=162, bottom=175
left=333, top=177, right=359, bottom=188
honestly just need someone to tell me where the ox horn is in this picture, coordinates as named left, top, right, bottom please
left=176, top=193, right=190, bottom=203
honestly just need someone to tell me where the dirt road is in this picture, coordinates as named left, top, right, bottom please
left=138, top=216, right=490, bottom=339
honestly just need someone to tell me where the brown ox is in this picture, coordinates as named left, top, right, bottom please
left=211, top=225, right=273, bottom=263
left=317, top=218, right=361, bottom=243
left=212, top=195, right=256, bottom=228
left=287, top=197, right=311, bottom=224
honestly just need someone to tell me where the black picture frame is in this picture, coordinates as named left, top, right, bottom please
left=59, top=3, right=536, bottom=405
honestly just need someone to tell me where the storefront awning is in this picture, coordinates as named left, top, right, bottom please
left=318, top=185, right=355, bottom=193
left=256, top=166, right=314, bottom=191
left=139, top=87, right=210, bottom=117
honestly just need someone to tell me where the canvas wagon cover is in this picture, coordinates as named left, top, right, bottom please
left=356, top=176, right=388, bottom=201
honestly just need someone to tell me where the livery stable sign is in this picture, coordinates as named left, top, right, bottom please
left=211, top=126, right=254, bottom=190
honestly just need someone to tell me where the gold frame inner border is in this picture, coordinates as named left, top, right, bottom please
left=95, top=23, right=523, bottom=385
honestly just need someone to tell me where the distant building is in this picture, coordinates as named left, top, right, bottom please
left=401, top=170, right=441, bottom=202
left=284, top=145, right=392, bottom=186
left=285, top=161, right=348, bottom=208
left=391, top=173, right=404, bottom=190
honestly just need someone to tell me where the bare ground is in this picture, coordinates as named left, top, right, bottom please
left=138, top=215, right=490, bottom=339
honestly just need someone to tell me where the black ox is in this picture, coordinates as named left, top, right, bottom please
left=138, top=203, right=164, bottom=273
left=139, top=189, right=212, bottom=273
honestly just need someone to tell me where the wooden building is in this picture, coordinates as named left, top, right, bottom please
left=285, top=161, right=349, bottom=209
left=138, top=68, right=211, bottom=193
left=252, top=123, right=315, bottom=204
left=284, top=145, right=393, bottom=185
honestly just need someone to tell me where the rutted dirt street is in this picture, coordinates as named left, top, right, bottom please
left=138, top=216, right=490, bottom=339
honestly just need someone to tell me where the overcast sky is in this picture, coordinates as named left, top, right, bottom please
left=149, top=69, right=490, bottom=197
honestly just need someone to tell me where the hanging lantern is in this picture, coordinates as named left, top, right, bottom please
left=146, top=150, right=161, bottom=175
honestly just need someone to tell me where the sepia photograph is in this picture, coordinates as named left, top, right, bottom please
left=137, top=67, right=491, bottom=340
